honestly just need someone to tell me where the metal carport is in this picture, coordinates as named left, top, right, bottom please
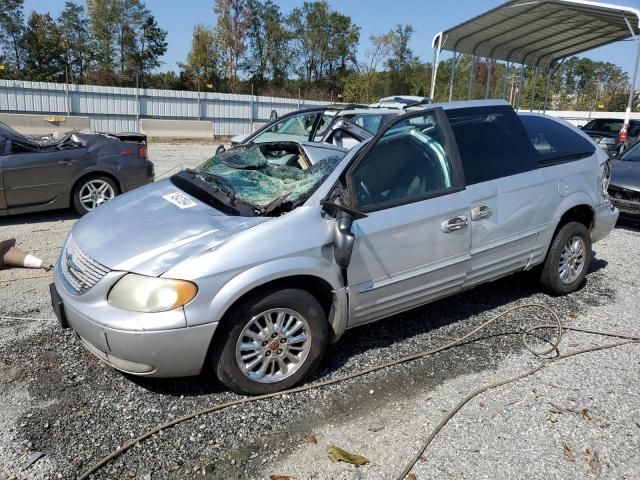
left=430, top=0, right=640, bottom=127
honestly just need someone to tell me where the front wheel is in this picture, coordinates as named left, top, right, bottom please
left=72, top=175, right=119, bottom=215
left=212, top=289, right=329, bottom=395
left=540, top=221, right=591, bottom=295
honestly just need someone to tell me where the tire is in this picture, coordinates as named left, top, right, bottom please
left=540, top=221, right=591, bottom=295
left=212, top=288, right=329, bottom=395
left=72, top=175, right=119, bottom=215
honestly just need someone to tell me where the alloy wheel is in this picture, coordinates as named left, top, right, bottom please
left=558, top=235, right=586, bottom=284
left=235, top=308, right=312, bottom=384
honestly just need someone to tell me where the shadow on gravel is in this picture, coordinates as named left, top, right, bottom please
left=0, top=209, right=79, bottom=227
left=615, top=216, right=640, bottom=232
left=129, top=253, right=609, bottom=398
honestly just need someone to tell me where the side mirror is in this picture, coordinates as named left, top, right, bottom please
left=270, top=110, right=278, bottom=121
left=321, top=200, right=367, bottom=270
left=215, top=144, right=225, bottom=155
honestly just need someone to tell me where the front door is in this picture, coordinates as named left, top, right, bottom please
left=343, top=108, right=471, bottom=326
left=3, top=140, right=87, bottom=209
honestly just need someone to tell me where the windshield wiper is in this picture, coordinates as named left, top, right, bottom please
left=189, top=169, right=237, bottom=203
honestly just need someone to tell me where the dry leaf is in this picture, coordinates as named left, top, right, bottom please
left=368, top=424, right=384, bottom=432
left=584, top=449, right=601, bottom=476
left=307, top=434, right=318, bottom=445
left=635, top=420, right=640, bottom=428
left=580, top=409, right=593, bottom=421
left=404, top=475, right=417, bottom=480
left=327, top=445, right=369, bottom=466
left=270, top=476, right=296, bottom=480
left=563, top=443, right=576, bottom=463
left=547, top=413, right=558, bottom=423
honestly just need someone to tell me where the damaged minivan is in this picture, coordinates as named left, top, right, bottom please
left=51, top=100, right=618, bottom=395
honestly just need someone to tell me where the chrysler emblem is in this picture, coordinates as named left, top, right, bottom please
left=67, top=254, right=82, bottom=275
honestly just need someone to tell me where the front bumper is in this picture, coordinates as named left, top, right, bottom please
left=53, top=266, right=217, bottom=378
left=591, top=202, right=619, bottom=243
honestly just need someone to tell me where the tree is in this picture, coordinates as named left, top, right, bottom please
left=180, top=24, right=221, bottom=90
left=384, top=24, right=419, bottom=94
left=0, top=0, right=25, bottom=74
left=115, top=0, right=147, bottom=81
left=58, top=1, right=93, bottom=83
left=214, top=0, right=251, bottom=92
left=22, top=12, right=66, bottom=81
left=244, top=0, right=290, bottom=88
left=134, top=15, right=167, bottom=86
left=87, top=0, right=119, bottom=81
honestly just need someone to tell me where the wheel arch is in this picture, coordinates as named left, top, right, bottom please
left=204, top=258, right=348, bottom=357
left=70, top=170, right=123, bottom=205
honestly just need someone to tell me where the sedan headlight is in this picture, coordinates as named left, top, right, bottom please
left=108, top=274, right=197, bottom=313
left=599, top=137, right=616, bottom=145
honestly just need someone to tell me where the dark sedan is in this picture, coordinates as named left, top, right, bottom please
left=0, top=123, right=154, bottom=216
left=581, top=118, right=640, bottom=154
left=608, top=141, right=640, bottom=217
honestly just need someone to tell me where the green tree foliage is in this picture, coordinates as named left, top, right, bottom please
left=58, top=1, right=93, bottom=83
left=244, top=0, right=290, bottom=87
left=214, top=0, right=251, bottom=92
left=180, top=24, right=221, bottom=91
left=22, top=12, right=66, bottom=81
left=0, top=0, right=25, bottom=74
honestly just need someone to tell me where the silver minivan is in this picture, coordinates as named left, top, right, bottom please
left=50, top=100, right=618, bottom=395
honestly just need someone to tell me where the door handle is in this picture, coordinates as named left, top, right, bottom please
left=58, top=159, right=73, bottom=166
left=471, top=205, right=492, bottom=220
left=442, top=215, right=468, bottom=233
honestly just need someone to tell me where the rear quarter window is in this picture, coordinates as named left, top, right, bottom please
left=445, top=105, right=538, bottom=185
left=520, top=115, right=595, bottom=165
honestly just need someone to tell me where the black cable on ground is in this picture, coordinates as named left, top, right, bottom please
left=395, top=338, right=638, bottom=480
left=56, top=303, right=636, bottom=479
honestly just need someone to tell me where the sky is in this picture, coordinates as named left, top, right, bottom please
left=23, top=0, right=640, bottom=76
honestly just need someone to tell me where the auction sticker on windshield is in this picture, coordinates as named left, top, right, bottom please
left=163, top=191, right=197, bottom=209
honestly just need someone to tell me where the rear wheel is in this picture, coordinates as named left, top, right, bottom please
left=72, top=175, right=119, bottom=215
left=540, top=221, right=591, bottom=295
left=212, top=288, right=329, bottom=395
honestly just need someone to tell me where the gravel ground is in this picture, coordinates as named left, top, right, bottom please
left=1, top=145, right=639, bottom=479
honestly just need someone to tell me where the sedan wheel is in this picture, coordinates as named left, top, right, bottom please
left=213, top=288, right=328, bottom=395
left=73, top=176, right=119, bottom=215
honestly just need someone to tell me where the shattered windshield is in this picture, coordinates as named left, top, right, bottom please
left=194, top=144, right=344, bottom=215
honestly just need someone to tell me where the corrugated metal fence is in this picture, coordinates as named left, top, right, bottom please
left=0, top=79, right=325, bottom=135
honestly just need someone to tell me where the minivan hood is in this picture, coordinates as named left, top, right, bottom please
left=72, top=179, right=269, bottom=276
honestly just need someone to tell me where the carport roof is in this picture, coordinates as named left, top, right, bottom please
left=433, top=0, right=640, bottom=67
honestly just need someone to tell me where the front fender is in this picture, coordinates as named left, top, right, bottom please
left=196, top=256, right=348, bottom=338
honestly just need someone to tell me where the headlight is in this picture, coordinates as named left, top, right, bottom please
left=599, top=137, right=616, bottom=145
left=108, top=274, right=197, bottom=313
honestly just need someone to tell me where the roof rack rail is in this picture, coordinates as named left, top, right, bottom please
left=402, top=99, right=432, bottom=110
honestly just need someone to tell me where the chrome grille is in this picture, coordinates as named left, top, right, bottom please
left=61, top=235, right=110, bottom=294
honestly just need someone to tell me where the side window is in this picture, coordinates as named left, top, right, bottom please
left=254, top=112, right=319, bottom=142
left=445, top=106, right=538, bottom=185
left=314, top=112, right=335, bottom=137
left=350, top=111, right=455, bottom=211
left=520, top=115, right=595, bottom=165
left=10, top=141, right=37, bottom=154
left=350, top=114, right=383, bottom=133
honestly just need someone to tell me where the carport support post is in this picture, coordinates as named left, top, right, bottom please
left=515, top=65, right=525, bottom=110
left=503, top=62, right=510, bottom=100
left=485, top=60, right=493, bottom=99
left=449, top=51, right=457, bottom=101
left=529, top=66, right=539, bottom=112
left=624, top=26, right=640, bottom=127
left=543, top=66, right=552, bottom=113
left=468, top=56, right=476, bottom=99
